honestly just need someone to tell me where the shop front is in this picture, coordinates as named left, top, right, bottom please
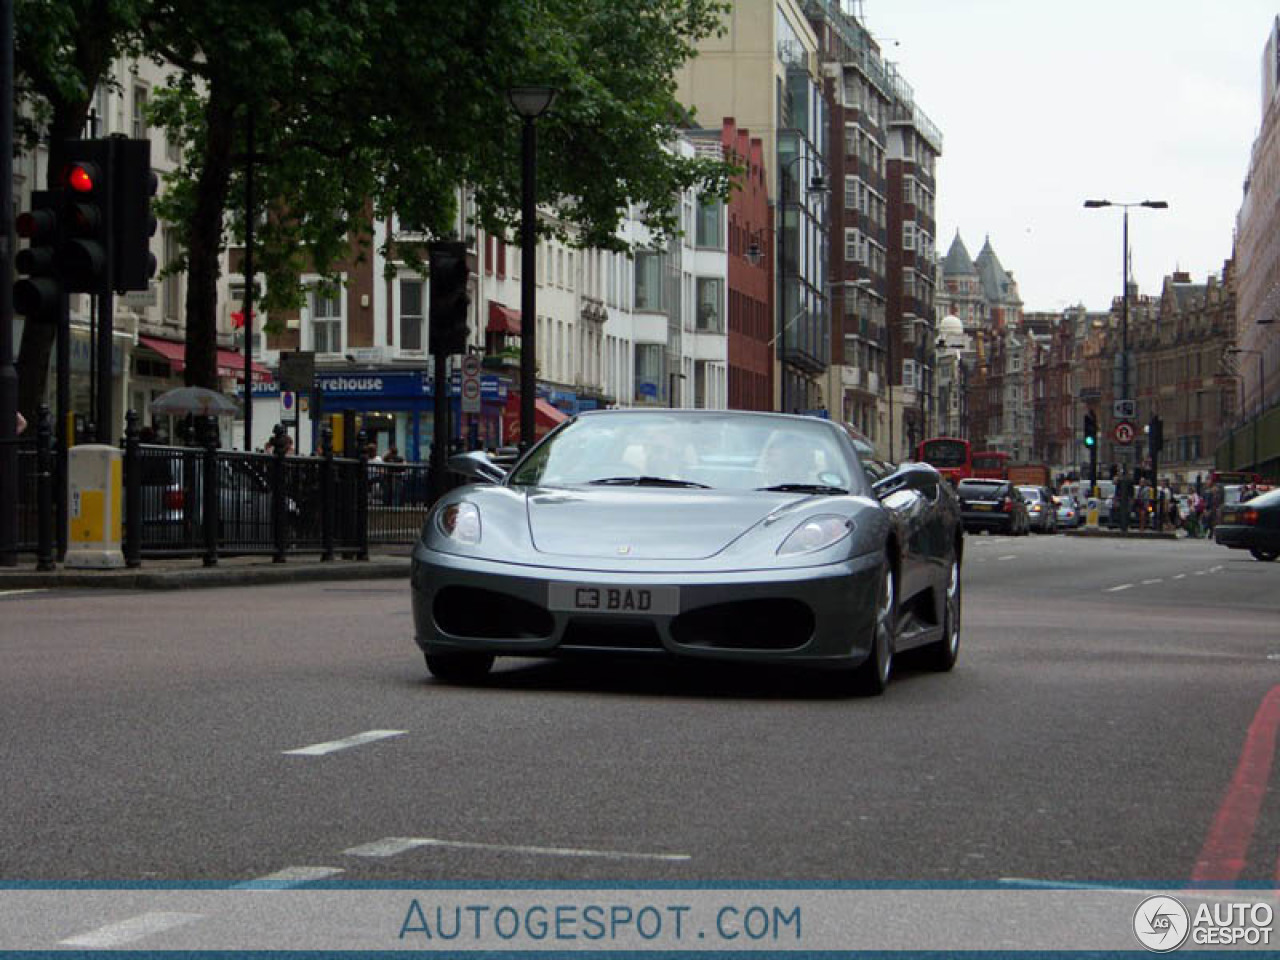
left=304, top=368, right=508, bottom=460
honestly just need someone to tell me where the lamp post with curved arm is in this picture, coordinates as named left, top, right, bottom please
left=508, top=85, right=557, bottom=452
left=777, top=151, right=827, bottom=415
left=1083, top=198, right=1168, bottom=463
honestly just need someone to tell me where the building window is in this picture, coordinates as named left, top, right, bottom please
left=902, top=359, right=918, bottom=390
left=902, top=221, right=916, bottom=251
left=634, top=250, right=665, bottom=311
left=132, top=85, right=148, bottom=139
left=399, top=278, right=424, bottom=352
left=696, top=277, right=723, bottom=333
left=311, top=287, right=343, bottom=354
left=163, top=229, right=181, bottom=321
left=695, top=198, right=723, bottom=248
left=844, top=175, right=858, bottom=210
left=634, top=343, right=663, bottom=402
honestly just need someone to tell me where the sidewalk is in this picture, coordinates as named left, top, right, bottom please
left=0, top=550, right=412, bottom=591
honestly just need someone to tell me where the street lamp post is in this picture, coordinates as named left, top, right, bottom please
left=1227, top=347, right=1265, bottom=471
left=508, top=85, right=557, bottom=452
left=777, top=152, right=826, bottom=415
left=1083, top=198, right=1168, bottom=464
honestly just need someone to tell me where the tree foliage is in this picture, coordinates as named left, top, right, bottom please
left=17, top=0, right=737, bottom=394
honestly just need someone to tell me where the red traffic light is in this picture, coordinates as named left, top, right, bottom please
left=66, top=162, right=98, bottom=193
left=16, top=208, right=56, bottom=240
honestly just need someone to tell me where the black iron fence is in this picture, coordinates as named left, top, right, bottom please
left=8, top=410, right=468, bottom=568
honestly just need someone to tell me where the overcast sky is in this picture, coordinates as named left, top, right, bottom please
left=858, top=0, right=1277, bottom=314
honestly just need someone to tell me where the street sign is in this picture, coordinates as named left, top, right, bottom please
left=279, top=390, right=298, bottom=424
left=1113, top=420, right=1135, bottom=445
left=461, top=354, right=482, bottom=414
left=1113, top=399, right=1135, bottom=420
left=279, top=351, right=315, bottom=393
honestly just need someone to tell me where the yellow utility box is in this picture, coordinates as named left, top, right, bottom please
left=65, top=444, right=125, bottom=568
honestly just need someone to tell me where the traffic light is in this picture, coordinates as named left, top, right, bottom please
left=1083, top=411, right=1097, bottom=448
left=1149, top=415, right=1164, bottom=455
left=57, top=140, right=112, bottom=294
left=429, top=241, right=470, bottom=355
left=13, top=191, right=62, bottom=325
left=112, top=138, right=158, bottom=292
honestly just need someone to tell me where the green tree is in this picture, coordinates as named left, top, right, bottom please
left=145, top=0, right=734, bottom=388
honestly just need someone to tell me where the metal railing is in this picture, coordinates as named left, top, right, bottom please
left=9, top=410, right=470, bottom=568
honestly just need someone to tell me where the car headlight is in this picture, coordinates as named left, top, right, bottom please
left=437, top=501, right=481, bottom=544
left=777, top=514, right=853, bottom=556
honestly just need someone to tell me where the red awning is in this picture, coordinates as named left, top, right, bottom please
left=487, top=301, right=522, bottom=336
left=138, top=336, right=273, bottom=383
left=503, top=393, right=568, bottom=445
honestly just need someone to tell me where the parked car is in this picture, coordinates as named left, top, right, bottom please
left=411, top=409, right=964, bottom=695
left=1214, top=487, right=1280, bottom=561
left=137, top=449, right=296, bottom=549
left=1018, top=485, right=1057, bottom=533
left=954, top=478, right=1029, bottom=536
left=1055, top=494, right=1080, bottom=529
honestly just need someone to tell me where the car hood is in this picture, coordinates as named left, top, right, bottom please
left=525, top=486, right=791, bottom=560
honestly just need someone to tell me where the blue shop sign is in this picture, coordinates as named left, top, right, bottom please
left=238, top=368, right=507, bottom=402
left=637, top=381, right=659, bottom=398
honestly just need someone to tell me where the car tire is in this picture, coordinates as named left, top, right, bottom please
left=850, top=561, right=896, bottom=696
left=425, top=651, right=495, bottom=683
left=922, top=557, right=961, bottom=672
left=1250, top=548, right=1280, bottom=563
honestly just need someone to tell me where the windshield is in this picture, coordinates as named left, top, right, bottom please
left=920, top=438, right=968, bottom=467
left=507, top=412, right=867, bottom=494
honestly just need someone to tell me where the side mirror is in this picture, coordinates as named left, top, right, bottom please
left=447, top=450, right=507, bottom=484
left=873, top=462, right=940, bottom=500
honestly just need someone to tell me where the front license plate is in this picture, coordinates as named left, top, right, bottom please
left=548, top=583, right=680, bottom=616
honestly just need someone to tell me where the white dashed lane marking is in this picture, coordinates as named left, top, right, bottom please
left=282, top=730, right=405, bottom=756
left=1107, top=584, right=1134, bottom=593
left=59, top=912, right=202, bottom=948
left=343, top=836, right=691, bottom=862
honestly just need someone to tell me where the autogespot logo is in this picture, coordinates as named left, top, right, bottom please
left=1134, top=895, right=1190, bottom=952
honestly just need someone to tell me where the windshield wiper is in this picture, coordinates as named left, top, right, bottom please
left=756, top=483, right=849, bottom=495
left=588, top=476, right=710, bottom=489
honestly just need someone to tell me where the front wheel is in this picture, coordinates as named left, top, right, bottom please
left=922, top=557, right=961, bottom=672
left=1250, top=548, right=1280, bottom=563
left=425, top=651, right=495, bottom=684
left=849, top=562, right=896, bottom=696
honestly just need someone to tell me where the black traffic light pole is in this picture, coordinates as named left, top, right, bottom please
left=0, top=0, right=16, bottom=566
left=94, top=138, right=117, bottom=444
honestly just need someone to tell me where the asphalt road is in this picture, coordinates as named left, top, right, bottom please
left=1, top=532, right=1277, bottom=887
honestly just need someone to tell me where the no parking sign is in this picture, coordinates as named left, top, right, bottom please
left=279, top=390, right=297, bottom=424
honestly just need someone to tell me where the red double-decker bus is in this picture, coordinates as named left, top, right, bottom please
left=917, top=436, right=972, bottom=482
left=971, top=449, right=1011, bottom=480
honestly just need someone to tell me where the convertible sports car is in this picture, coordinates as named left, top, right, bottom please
left=410, top=410, right=964, bottom=695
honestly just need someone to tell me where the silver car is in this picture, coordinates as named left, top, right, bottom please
left=1018, top=485, right=1057, bottom=533
left=411, top=410, right=964, bottom=696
